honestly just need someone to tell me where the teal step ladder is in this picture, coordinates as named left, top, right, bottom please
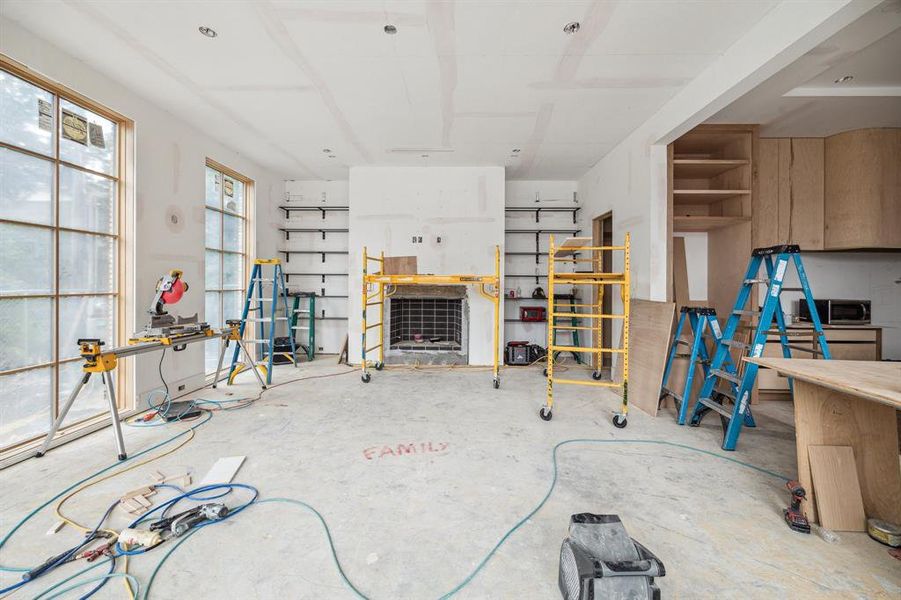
left=289, top=292, right=316, bottom=362
left=228, top=259, right=297, bottom=385
left=549, top=293, right=584, bottom=366
left=659, top=306, right=739, bottom=425
left=689, top=245, right=831, bottom=450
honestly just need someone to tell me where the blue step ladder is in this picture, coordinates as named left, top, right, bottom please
left=227, top=259, right=298, bottom=385
left=659, top=307, right=738, bottom=425
left=690, top=245, right=831, bottom=450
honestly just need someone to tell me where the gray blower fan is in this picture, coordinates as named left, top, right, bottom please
left=559, top=514, right=665, bottom=600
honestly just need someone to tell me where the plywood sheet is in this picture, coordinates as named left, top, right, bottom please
left=555, top=237, right=592, bottom=257
left=745, top=358, right=901, bottom=409
left=383, top=256, right=417, bottom=275
left=614, top=300, right=676, bottom=417
left=808, top=446, right=866, bottom=531
left=672, top=236, right=690, bottom=309
left=791, top=379, right=901, bottom=525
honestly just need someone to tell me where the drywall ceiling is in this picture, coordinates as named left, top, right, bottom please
left=709, top=2, right=901, bottom=137
left=0, top=0, right=780, bottom=180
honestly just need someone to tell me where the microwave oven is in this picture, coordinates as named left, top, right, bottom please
left=798, top=299, right=871, bottom=325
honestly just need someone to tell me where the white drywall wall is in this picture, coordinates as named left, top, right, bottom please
left=282, top=180, right=350, bottom=354
left=504, top=180, right=578, bottom=347
left=348, top=167, right=505, bottom=366
left=675, top=233, right=709, bottom=302
left=1, top=19, right=284, bottom=407
left=575, top=0, right=871, bottom=357
left=577, top=0, right=870, bottom=298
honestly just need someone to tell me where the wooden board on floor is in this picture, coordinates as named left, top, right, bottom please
left=383, top=256, right=417, bottom=275
left=808, top=445, right=867, bottom=531
left=555, top=237, right=593, bottom=257
left=614, top=300, right=676, bottom=417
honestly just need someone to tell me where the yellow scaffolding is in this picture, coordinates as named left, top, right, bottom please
left=540, top=233, right=631, bottom=428
left=360, top=245, right=501, bottom=388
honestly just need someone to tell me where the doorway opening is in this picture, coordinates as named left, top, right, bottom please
left=593, top=212, right=613, bottom=376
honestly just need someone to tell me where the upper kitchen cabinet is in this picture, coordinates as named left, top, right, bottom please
left=755, top=138, right=825, bottom=250
left=824, top=128, right=901, bottom=250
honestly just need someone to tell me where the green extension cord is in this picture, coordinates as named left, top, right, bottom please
left=136, top=438, right=788, bottom=599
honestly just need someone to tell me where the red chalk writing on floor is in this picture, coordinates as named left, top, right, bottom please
left=363, top=442, right=449, bottom=460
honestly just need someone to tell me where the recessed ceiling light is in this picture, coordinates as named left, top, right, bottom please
left=199, top=26, right=217, bottom=38
left=833, top=75, right=854, bottom=84
left=563, top=22, right=580, bottom=34
left=384, top=25, right=397, bottom=35
left=512, top=148, right=521, bottom=153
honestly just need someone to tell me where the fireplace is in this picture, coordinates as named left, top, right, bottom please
left=384, top=285, right=468, bottom=364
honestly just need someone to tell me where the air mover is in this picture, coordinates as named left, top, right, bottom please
left=559, top=514, right=665, bottom=600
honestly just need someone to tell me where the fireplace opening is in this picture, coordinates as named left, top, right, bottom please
left=389, top=298, right=462, bottom=351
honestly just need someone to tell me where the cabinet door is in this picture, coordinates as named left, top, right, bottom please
left=825, top=343, right=878, bottom=360
left=786, top=138, right=824, bottom=250
left=754, top=138, right=784, bottom=247
left=825, top=129, right=901, bottom=249
left=754, top=138, right=824, bottom=250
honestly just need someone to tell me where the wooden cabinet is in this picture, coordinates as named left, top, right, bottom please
left=754, top=138, right=824, bottom=250
left=824, top=128, right=901, bottom=250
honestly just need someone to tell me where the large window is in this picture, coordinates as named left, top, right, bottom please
left=0, top=64, right=127, bottom=451
left=205, top=162, right=247, bottom=374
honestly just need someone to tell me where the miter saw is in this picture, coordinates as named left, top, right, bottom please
left=131, top=269, right=210, bottom=342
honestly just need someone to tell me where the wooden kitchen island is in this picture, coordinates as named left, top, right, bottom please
left=746, top=358, right=901, bottom=526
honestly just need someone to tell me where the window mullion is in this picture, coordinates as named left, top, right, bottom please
left=52, top=89, right=61, bottom=423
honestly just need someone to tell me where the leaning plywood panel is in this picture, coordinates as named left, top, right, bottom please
left=808, top=445, right=866, bottom=532
left=614, top=300, right=675, bottom=417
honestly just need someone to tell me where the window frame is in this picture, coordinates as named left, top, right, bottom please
left=0, top=54, right=133, bottom=455
left=204, top=158, right=253, bottom=378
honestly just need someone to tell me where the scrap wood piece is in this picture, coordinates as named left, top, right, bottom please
left=120, top=485, right=155, bottom=501
left=614, top=300, right=676, bottom=417
left=808, top=445, right=867, bottom=532
left=199, top=456, right=246, bottom=487
left=383, top=256, right=417, bottom=275
left=555, top=237, right=593, bottom=257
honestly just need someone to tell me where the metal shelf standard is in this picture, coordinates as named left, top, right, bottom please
left=360, top=246, right=501, bottom=388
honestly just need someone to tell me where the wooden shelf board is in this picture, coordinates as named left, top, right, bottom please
left=673, top=189, right=750, bottom=204
left=673, top=159, right=748, bottom=178
left=673, top=216, right=750, bottom=232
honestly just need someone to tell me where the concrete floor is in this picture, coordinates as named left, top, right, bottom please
left=1, top=358, right=899, bottom=599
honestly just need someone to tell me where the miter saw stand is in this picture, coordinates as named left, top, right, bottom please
left=34, top=270, right=265, bottom=461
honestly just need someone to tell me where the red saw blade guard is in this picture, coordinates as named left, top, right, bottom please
left=161, top=278, right=187, bottom=305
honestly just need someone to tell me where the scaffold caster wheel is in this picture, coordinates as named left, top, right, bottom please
left=493, top=378, right=499, bottom=389
left=592, top=370, right=603, bottom=380
left=543, top=368, right=548, bottom=377
left=361, top=373, right=371, bottom=383
left=539, top=406, right=553, bottom=421
left=612, top=414, right=627, bottom=428
left=375, top=361, right=384, bottom=371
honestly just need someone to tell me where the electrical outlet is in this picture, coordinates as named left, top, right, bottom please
left=320, top=191, right=327, bottom=203
left=412, top=235, right=423, bottom=243
left=177, top=384, right=185, bottom=391
left=318, top=346, right=324, bottom=351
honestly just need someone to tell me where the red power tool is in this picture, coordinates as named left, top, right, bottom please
left=784, top=480, right=811, bottom=534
